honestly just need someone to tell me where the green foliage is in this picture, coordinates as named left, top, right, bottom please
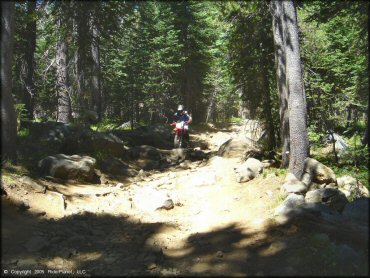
left=18, top=128, right=30, bottom=138
left=299, top=2, right=368, bottom=134
left=14, top=103, right=28, bottom=130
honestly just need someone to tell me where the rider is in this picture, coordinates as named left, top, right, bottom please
left=174, top=105, right=192, bottom=143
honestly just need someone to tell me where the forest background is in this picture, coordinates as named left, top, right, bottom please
left=1, top=0, right=369, bottom=186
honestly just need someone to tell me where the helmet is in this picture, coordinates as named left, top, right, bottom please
left=177, top=104, right=184, bottom=112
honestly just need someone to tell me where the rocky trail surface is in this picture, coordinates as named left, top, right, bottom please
left=2, top=124, right=369, bottom=276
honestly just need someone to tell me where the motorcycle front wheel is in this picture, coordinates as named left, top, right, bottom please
left=174, top=133, right=182, bottom=148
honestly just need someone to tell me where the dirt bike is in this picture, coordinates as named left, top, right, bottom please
left=170, top=120, right=189, bottom=148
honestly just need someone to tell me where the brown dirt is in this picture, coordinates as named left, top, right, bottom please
left=1, top=125, right=368, bottom=276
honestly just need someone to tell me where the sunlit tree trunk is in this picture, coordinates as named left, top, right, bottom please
left=56, top=3, right=71, bottom=123
left=1, top=1, right=17, bottom=162
left=73, top=2, right=89, bottom=120
left=90, top=7, right=102, bottom=121
left=271, top=0, right=290, bottom=168
left=283, top=0, right=310, bottom=179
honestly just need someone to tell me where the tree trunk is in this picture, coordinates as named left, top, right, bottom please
left=206, top=73, right=219, bottom=123
left=282, top=0, right=309, bottom=179
left=21, top=0, right=36, bottom=121
left=73, top=3, right=89, bottom=120
left=1, top=1, right=17, bottom=162
left=262, top=68, right=276, bottom=150
left=56, top=4, right=71, bottom=123
left=90, top=8, right=102, bottom=121
left=271, top=0, right=290, bottom=168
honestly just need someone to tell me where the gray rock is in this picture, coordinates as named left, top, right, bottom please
left=38, top=154, right=97, bottom=182
left=218, top=138, right=253, bottom=158
left=337, top=176, right=369, bottom=198
left=261, top=159, right=276, bottom=168
left=157, top=199, right=174, bottom=210
left=100, top=157, right=138, bottom=177
left=282, top=179, right=308, bottom=194
left=282, top=173, right=311, bottom=194
left=342, top=198, right=369, bottom=223
left=303, top=158, right=336, bottom=184
left=275, top=193, right=305, bottom=216
left=235, top=158, right=263, bottom=183
left=305, top=188, right=348, bottom=212
left=325, top=133, right=349, bottom=157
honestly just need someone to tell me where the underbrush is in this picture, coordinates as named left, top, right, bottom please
left=310, top=142, right=369, bottom=190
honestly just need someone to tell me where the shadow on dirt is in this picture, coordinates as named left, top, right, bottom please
left=2, top=197, right=368, bottom=277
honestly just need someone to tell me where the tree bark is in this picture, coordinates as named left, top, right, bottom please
left=282, top=0, right=310, bottom=179
left=73, top=3, right=89, bottom=120
left=1, top=1, right=17, bottom=162
left=90, top=8, right=102, bottom=121
left=271, top=0, right=290, bottom=168
left=56, top=3, right=71, bottom=123
left=21, top=0, right=37, bottom=121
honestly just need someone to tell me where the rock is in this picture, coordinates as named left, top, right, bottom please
left=303, top=158, right=336, bottom=184
left=178, top=161, right=191, bottom=170
left=100, top=157, right=138, bottom=177
left=130, top=145, right=162, bottom=160
left=29, top=122, right=75, bottom=143
left=325, top=133, right=349, bottom=157
left=216, top=251, right=224, bottom=258
left=167, top=148, right=187, bottom=164
left=61, top=128, right=126, bottom=157
left=135, top=159, right=162, bottom=171
left=275, top=193, right=305, bottom=216
left=305, top=188, right=348, bottom=212
left=261, top=159, right=277, bottom=168
left=18, top=201, right=30, bottom=211
left=218, top=138, right=252, bottom=158
left=188, top=149, right=207, bottom=161
left=337, top=176, right=369, bottom=198
left=157, top=199, right=174, bottom=210
left=342, top=198, right=369, bottom=223
left=235, top=158, right=263, bottom=183
left=38, top=154, right=97, bottom=182
left=19, top=176, right=46, bottom=193
left=282, top=173, right=308, bottom=194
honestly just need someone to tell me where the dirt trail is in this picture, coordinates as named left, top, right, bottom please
left=1, top=125, right=368, bottom=276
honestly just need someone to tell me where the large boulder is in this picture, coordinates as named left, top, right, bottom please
left=218, top=138, right=251, bottom=158
left=129, top=145, right=163, bottom=160
left=38, top=154, right=97, bottom=182
left=337, top=176, right=369, bottom=199
left=61, top=128, right=126, bottom=158
left=234, top=158, right=263, bottom=183
left=303, top=158, right=337, bottom=185
left=342, top=198, right=369, bottom=223
left=113, top=124, right=173, bottom=149
left=100, top=157, right=138, bottom=177
left=28, top=122, right=76, bottom=143
left=305, top=188, right=348, bottom=212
